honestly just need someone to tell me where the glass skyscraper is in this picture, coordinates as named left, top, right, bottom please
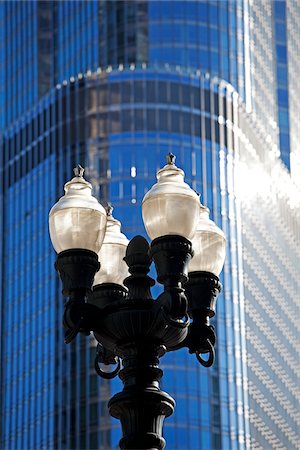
left=0, top=2, right=299, bottom=450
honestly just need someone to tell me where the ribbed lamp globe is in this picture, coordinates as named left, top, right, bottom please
left=142, top=153, right=200, bottom=240
left=49, top=166, right=107, bottom=254
left=188, top=206, right=226, bottom=277
left=93, top=207, right=129, bottom=286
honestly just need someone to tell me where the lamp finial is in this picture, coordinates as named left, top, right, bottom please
left=74, top=164, right=84, bottom=177
left=166, top=153, right=176, bottom=165
left=106, top=203, right=114, bottom=216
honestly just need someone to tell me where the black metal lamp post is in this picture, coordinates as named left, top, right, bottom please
left=49, top=154, right=226, bottom=450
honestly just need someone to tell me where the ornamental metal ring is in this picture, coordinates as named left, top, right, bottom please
left=94, top=354, right=121, bottom=379
left=195, top=339, right=215, bottom=367
left=161, top=306, right=190, bottom=329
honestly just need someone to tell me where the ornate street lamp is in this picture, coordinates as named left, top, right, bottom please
left=49, top=154, right=226, bottom=450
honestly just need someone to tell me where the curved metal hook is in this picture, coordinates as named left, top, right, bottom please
left=162, top=306, right=190, bottom=329
left=63, top=299, right=91, bottom=344
left=94, top=354, right=121, bottom=379
left=64, top=318, right=83, bottom=344
left=195, top=339, right=215, bottom=368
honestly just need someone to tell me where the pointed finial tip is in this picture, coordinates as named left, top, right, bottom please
left=166, top=152, right=176, bottom=165
left=106, top=203, right=113, bottom=216
left=73, top=164, right=84, bottom=177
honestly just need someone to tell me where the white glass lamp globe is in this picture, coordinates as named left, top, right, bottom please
left=49, top=165, right=107, bottom=254
left=142, top=153, right=200, bottom=240
left=188, top=206, right=226, bottom=277
left=93, top=207, right=129, bottom=286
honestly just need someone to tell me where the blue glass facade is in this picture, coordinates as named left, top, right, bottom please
left=0, top=0, right=295, bottom=171
left=2, top=159, right=56, bottom=449
left=0, top=2, right=300, bottom=450
left=147, top=0, right=246, bottom=99
left=273, top=0, right=290, bottom=170
left=0, top=1, right=39, bottom=128
left=55, top=1, right=100, bottom=83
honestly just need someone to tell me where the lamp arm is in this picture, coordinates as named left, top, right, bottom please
left=149, top=234, right=194, bottom=325
left=163, top=304, right=216, bottom=366
left=62, top=298, right=105, bottom=343
left=155, top=288, right=190, bottom=329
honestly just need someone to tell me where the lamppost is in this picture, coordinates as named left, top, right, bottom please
left=49, top=154, right=226, bottom=450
